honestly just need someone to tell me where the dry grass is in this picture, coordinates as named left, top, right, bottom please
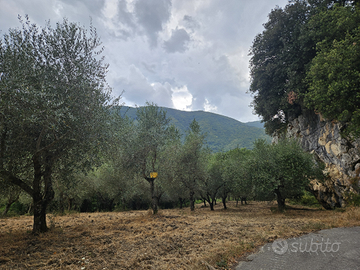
left=1, top=201, right=360, bottom=269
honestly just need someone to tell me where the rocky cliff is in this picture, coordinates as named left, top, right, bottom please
left=277, top=112, right=360, bottom=209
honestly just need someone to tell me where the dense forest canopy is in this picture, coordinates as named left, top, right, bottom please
left=249, top=0, right=360, bottom=136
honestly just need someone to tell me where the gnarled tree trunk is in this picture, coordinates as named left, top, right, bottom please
left=146, top=178, right=158, bottom=214
left=222, top=196, right=227, bottom=210
left=274, top=188, right=285, bottom=211
left=32, top=154, right=55, bottom=234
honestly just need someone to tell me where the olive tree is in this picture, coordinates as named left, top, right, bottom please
left=156, top=138, right=189, bottom=208
left=199, top=152, right=224, bottom=211
left=0, top=16, right=119, bottom=233
left=249, top=138, right=325, bottom=211
left=175, top=119, right=208, bottom=211
left=222, top=148, right=253, bottom=206
left=120, top=103, right=179, bottom=214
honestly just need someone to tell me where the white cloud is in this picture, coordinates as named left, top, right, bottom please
left=172, top=86, right=193, bottom=111
left=203, top=99, right=217, bottom=113
left=103, top=0, right=117, bottom=19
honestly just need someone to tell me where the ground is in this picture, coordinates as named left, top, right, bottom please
left=1, top=201, right=360, bottom=269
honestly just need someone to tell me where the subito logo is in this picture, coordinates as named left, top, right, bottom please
left=272, top=239, right=288, bottom=255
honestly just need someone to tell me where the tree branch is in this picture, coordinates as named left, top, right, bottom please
left=36, top=125, right=48, bottom=152
left=34, top=131, right=69, bottom=158
left=0, top=170, right=33, bottom=196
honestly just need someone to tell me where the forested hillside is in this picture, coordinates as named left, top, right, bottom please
left=119, top=106, right=270, bottom=151
left=244, top=121, right=264, bottom=129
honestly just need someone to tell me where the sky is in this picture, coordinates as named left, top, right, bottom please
left=0, top=0, right=289, bottom=123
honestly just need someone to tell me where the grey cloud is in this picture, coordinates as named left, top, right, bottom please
left=0, top=0, right=289, bottom=123
left=0, top=0, right=106, bottom=36
left=151, top=82, right=173, bottom=107
left=111, top=0, right=137, bottom=40
left=194, top=1, right=289, bottom=50
left=134, top=0, right=172, bottom=47
left=120, top=65, right=153, bottom=101
left=60, top=0, right=105, bottom=15
left=142, top=61, right=157, bottom=73
left=116, top=65, right=173, bottom=107
left=163, top=28, right=190, bottom=53
left=182, top=15, right=199, bottom=30
left=116, top=0, right=135, bottom=26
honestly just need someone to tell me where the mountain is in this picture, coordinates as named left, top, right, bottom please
left=119, top=106, right=271, bottom=152
left=244, top=120, right=264, bottom=129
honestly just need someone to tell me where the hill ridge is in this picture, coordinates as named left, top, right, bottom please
left=120, top=106, right=270, bottom=151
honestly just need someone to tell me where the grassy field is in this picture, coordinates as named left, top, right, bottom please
left=1, top=201, right=360, bottom=269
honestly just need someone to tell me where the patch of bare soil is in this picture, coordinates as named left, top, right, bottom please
left=1, top=201, right=360, bottom=269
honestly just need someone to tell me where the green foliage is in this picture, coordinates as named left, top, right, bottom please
left=248, top=138, right=325, bottom=210
left=249, top=1, right=312, bottom=134
left=0, top=16, right=120, bottom=232
left=199, top=152, right=224, bottom=210
left=0, top=201, right=27, bottom=216
left=216, top=259, right=228, bottom=268
left=222, top=148, right=253, bottom=201
left=175, top=119, right=209, bottom=211
left=249, top=0, right=360, bottom=136
left=245, top=121, right=264, bottom=129
left=156, top=139, right=188, bottom=207
left=120, top=102, right=179, bottom=177
left=289, top=191, right=322, bottom=207
left=305, top=5, right=360, bottom=136
left=118, top=102, right=180, bottom=214
left=348, top=193, right=360, bottom=206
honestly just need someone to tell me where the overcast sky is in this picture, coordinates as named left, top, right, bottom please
left=0, top=0, right=289, bottom=122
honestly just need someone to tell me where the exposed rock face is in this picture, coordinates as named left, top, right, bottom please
left=276, top=112, right=360, bottom=209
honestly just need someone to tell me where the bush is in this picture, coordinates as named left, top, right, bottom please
left=289, top=191, right=321, bottom=207
left=348, top=193, right=360, bottom=207
left=0, top=201, right=28, bottom=216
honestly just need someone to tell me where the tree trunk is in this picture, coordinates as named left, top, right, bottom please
left=33, top=198, right=48, bottom=233
left=222, top=196, right=227, bottom=210
left=204, top=195, right=215, bottom=211
left=203, top=200, right=206, bottom=207
left=241, top=196, right=247, bottom=205
left=146, top=178, right=158, bottom=214
left=189, top=191, right=195, bottom=211
left=209, top=201, right=214, bottom=211
left=32, top=154, right=55, bottom=234
left=154, top=193, right=162, bottom=212
left=179, top=198, right=185, bottom=209
left=274, top=188, right=285, bottom=211
left=59, top=190, right=64, bottom=214
left=67, top=197, right=74, bottom=211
